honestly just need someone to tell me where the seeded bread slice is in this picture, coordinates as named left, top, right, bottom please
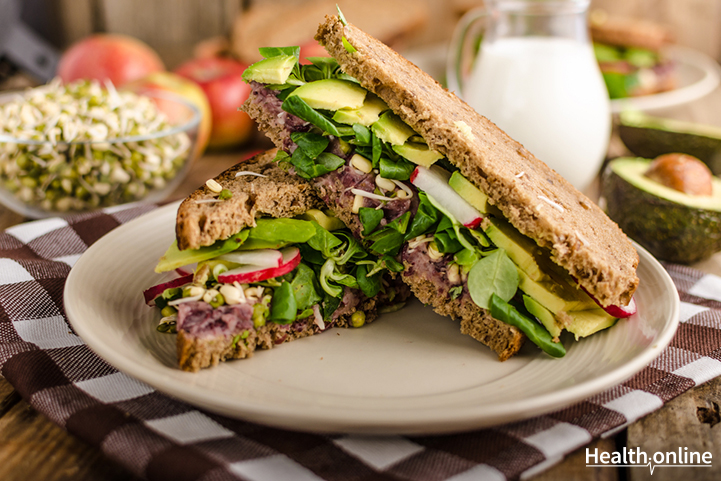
left=176, top=150, right=322, bottom=251
left=315, top=16, right=639, bottom=307
left=173, top=149, right=410, bottom=371
left=177, top=299, right=384, bottom=372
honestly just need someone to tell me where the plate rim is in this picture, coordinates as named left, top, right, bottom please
left=64, top=203, right=680, bottom=434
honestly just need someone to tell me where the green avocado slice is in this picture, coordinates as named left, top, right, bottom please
left=602, top=157, right=721, bottom=263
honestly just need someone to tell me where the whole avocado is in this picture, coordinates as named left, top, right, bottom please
left=601, top=157, right=721, bottom=264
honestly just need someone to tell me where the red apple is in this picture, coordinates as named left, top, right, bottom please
left=174, top=57, right=254, bottom=149
left=123, top=72, right=213, bottom=156
left=299, top=40, right=330, bottom=65
left=58, top=34, right=165, bottom=87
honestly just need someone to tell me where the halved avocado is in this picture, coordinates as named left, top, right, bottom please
left=619, top=111, right=721, bottom=175
left=601, top=157, right=721, bottom=263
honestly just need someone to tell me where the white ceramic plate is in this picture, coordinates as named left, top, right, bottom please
left=65, top=202, right=679, bottom=435
left=404, top=44, right=721, bottom=114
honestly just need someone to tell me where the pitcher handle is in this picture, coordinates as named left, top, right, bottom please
left=446, top=7, right=488, bottom=96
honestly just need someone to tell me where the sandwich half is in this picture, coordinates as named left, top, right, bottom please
left=146, top=150, right=409, bottom=372
left=590, top=11, right=676, bottom=98
left=240, top=14, right=640, bottom=360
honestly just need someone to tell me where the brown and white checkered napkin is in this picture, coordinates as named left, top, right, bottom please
left=0, top=204, right=719, bottom=481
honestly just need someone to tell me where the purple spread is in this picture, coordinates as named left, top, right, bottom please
left=246, top=83, right=419, bottom=239
left=176, top=301, right=254, bottom=339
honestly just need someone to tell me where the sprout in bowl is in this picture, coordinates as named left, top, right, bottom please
left=0, top=78, right=200, bottom=218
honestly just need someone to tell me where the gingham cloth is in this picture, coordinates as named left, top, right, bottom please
left=1, top=203, right=720, bottom=481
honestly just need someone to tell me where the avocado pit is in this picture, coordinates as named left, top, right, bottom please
left=645, top=153, right=713, bottom=196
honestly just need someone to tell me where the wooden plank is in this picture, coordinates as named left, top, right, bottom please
left=627, top=376, right=721, bottom=481
left=531, top=437, right=620, bottom=480
left=0, top=379, right=140, bottom=481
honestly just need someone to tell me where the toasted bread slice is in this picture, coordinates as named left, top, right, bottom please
left=176, top=150, right=322, bottom=250
left=590, top=11, right=674, bottom=51
left=315, top=15, right=639, bottom=308
left=173, top=150, right=409, bottom=372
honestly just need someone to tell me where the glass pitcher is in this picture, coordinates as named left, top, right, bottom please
left=447, top=0, right=610, bottom=192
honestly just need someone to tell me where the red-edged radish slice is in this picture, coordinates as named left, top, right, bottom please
left=216, top=249, right=283, bottom=268
left=218, top=247, right=301, bottom=284
left=601, top=296, right=637, bottom=318
left=577, top=282, right=637, bottom=318
left=143, top=273, right=194, bottom=306
left=410, top=166, right=482, bottom=228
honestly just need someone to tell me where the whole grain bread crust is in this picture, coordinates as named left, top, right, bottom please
left=176, top=150, right=322, bottom=250
left=177, top=306, right=382, bottom=372
left=315, top=16, right=639, bottom=307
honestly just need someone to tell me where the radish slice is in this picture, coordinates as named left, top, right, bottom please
left=143, top=273, right=194, bottom=306
left=601, top=296, right=637, bottom=318
left=577, top=282, right=637, bottom=318
left=216, top=249, right=283, bottom=268
left=410, top=166, right=482, bottom=228
left=218, top=247, right=301, bottom=284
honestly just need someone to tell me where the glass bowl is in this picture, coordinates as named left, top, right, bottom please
left=0, top=81, right=201, bottom=219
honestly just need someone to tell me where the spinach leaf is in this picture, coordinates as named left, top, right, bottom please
left=365, top=228, right=404, bottom=256
left=454, top=248, right=479, bottom=267
left=359, top=207, right=384, bottom=236
left=290, top=263, right=323, bottom=310
left=434, top=230, right=464, bottom=253
left=306, top=222, right=343, bottom=257
left=356, top=264, right=382, bottom=298
left=269, top=281, right=297, bottom=324
left=403, top=192, right=439, bottom=242
left=435, top=215, right=454, bottom=234
left=282, top=95, right=340, bottom=137
left=381, top=255, right=404, bottom=272
left=353, top=124, right=371, bottom=145
left=290, top=150, right=345, bottom=179
left=296, top=243, right=325, bottom=265
left=259, top=46, right=300, bottom=59
left=322, top=294, right=342, bottom=320
left=379, top=157, right=415, bottom=180
left=371, top=132, right=382, bottom=166
left=467, top=250, right=519, bottom=310
left=490, top=294, right=566, bottom=358
left=291, top=132, right=329, bottom=159
left=386, top=211, right=410, bottom=234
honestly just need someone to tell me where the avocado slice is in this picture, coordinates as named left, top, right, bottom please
left=486, top=218, right=546, bottom=281
left=601, top=157, right=721, bottom=263
left=518, top=270, right=597, bottom=315
left=372, top=111, right=416, bottom=146
left=393, top=142, right=444, bottom=168
left=242, top=55, right=297, bottom=85
left=288, top=79, right=367, bottom=111
left=332, top=95, right=389, bottom=126
left=523, top=295, right=562, bottom=338
left=237, top=218, right=317, bottom=251
left=619, top=111, right=721, bottom=175
left=297, top=209, right=345, bottom=231
left=155, top=230, right=249, bottom=273
left=448, top=171, right=488, bottom=213
left=565, top=309, right=618, bottom=340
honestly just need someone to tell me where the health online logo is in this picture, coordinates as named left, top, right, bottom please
left=586, top=447, right=713, bottom=474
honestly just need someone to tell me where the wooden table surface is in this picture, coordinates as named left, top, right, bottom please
left=2, top=91, right=721, bottom=481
